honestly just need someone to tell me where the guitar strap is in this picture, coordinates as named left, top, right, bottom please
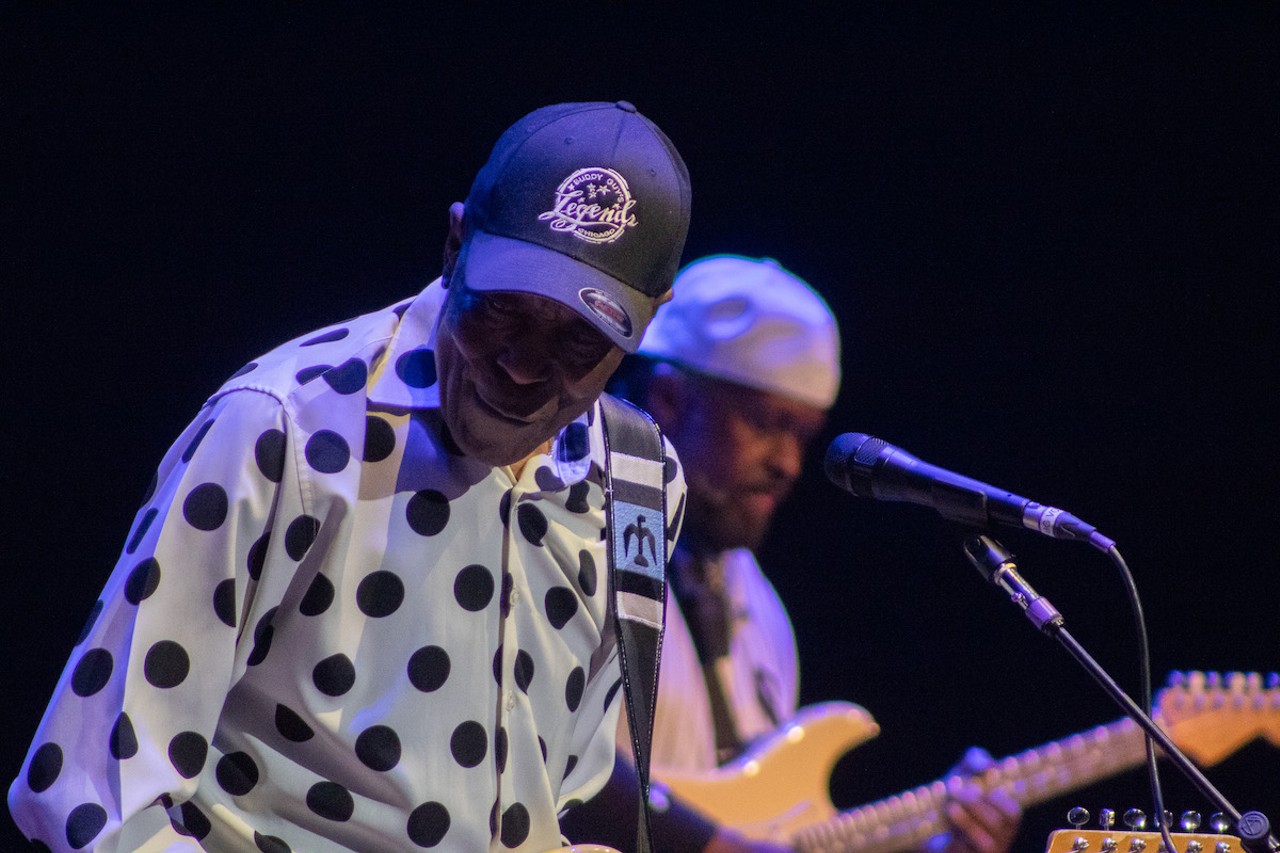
left=599, top=393, right=669, bottom=853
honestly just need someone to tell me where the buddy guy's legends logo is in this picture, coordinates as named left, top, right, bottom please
left=538, top=167, right=638, bottom=244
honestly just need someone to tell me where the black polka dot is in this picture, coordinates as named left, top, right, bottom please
left=453, top=564, right=494, bottom=612
left=516, top=503, right=548, bottom=546
left=140, top=471, right=158, bottom=504
left=213, top=579, right=237, bottom=627
left=124, top=557, right=161, bottom=604
left=301, top=328, right=349, bottom=347
left=216, top=751, right=260, bottom=796
left=514, top=650, right=534, bottom=693
left=406, top=801, right=450, bottom=848
left=247, top=609, right=275, bottom=667
left=561, top=422, right=590, bottom=461
left=500, top=572, right=513, bottom=618
left=563, top=755, right=579, bottom=780
left=306, top=781, right=354, bottom=822
left=538, top=737, right=547, bottom=762
left=604, top=677, right=622, bottom=711
left=65, top=802, right=107, bottom=849
left=168, top=731, right=208, bottom=778
left=406, top=489, right=450, bottom=536
left=72, top=648, right=113, bottom=697
left=449, top=721, right=487, bottom=768
left=577, top=550, right=598, bottom=596
left=533, top=466, right=565, bottom=492
left=355, top=725, right=402, bottom=771
left=313, top=654, right=356, bottom=696
left=176, top=800, right=211, bottom=840
left=75, top=600, right=104, bottom=645
left=182, top=420, right=215, bottom=463
left=110, top=713, right=137, bottom=760
left=396, top=347, right=437, bottom=388
left=126, top=508, right=158, bottom=554
left=183, top=483, right=229, bottom=531
left=499, top=489, right=512, bottom=525
left=663, top=454, right=679, bottom=484
left=27, top=742, right=62, bottom=793
left=364, top=415, right=396, bottom=462
left=275, top=704, right=315, bottom=742
left=299, top=573, right=335, bottom=616
left=407, top=646, right=450, bottom=693
left=492, top=645, right=503, bottom=685
left=500, top=803, right=530, bottom=848
left=255, top=831, right=292, bottom=853
left=544, top=587, right=578, bottom=629
left=296, top=364, right=329, bottom=385
left=565, top=481, right=590, bottom=513
left=305, top=430, right=350, bottom=474
left=247, top=531, right=270, bottom=581
left=496, top=729, right=515, bottom=780
left=230, top=361, right=258, bottom=379
left=323, top=358, right=368, bottom=395
left=565, top=667, right=586, bottom=712
left=255, top=428, right=287, bottom=483
left=145, top=640, right=190, bottom=688
left=356, top=571, right=405, bottom=618
left=284, top=515, right=320, bottom=560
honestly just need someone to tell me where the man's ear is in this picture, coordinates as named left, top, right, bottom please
left=441, top=202, right=466, bottom=287
left=645, top=363, right=688, bottom=433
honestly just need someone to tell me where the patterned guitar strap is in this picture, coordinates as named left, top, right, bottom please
left=599, top=393, right=669, bottom=853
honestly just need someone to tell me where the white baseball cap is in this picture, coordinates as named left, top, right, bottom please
left=639, top=254, right=841, bottom=409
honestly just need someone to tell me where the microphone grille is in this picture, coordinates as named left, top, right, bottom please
left=824, top=432, right=883, bottom=497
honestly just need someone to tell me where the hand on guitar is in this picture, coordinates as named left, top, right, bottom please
left=920, top=747, right=1021, bottom=853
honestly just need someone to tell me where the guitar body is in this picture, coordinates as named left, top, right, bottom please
left=658, top=701, right=880, bottom=841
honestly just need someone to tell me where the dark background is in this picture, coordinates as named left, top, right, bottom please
left=5, top=5, right=1278, bottom=850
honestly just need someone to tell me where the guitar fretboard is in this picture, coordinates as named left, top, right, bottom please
left=793, top=716, right=1148, bottom=853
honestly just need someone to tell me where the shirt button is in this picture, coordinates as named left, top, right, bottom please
left=505, top=690, right=515, bottom=711
left=509, top=588, right=520, bottom=606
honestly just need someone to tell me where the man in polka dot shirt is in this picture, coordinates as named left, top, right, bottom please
left=9, top=101, right=691, bottom=852
left=561, top=256, right=1021, bottom=853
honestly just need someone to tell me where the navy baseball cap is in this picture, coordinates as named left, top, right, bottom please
left=454, top=101, right=692, bottom=352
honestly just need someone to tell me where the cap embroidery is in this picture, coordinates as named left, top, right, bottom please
left=538, top=168, right=638, bottom=244
left=579, top=288, right=633, bottom=339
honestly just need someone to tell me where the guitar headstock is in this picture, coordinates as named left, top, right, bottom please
left=1045, top=829, right=1243, bottom=853
left=1156, top=671, right=1280, bottom=765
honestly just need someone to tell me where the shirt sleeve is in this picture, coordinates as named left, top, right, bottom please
left=7, top=388, right=293, bottom=852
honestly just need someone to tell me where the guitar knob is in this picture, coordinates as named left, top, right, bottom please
left=1209, top=813, right=1231, bottom=834
left=1069, top=807, right=1091, bottom=828
left=1100, top=809, right=1117, bottom=830
left=1124, top=809, right=1148, bottom=830
left=1181, top=811, right=1202, bottom=831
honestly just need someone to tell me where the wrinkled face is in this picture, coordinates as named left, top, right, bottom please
left=434, top=283, right=624, bottom=467
left=663, top=374, right=827, bottom=553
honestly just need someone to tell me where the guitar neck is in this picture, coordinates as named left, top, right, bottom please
left=793, top=716, right=1149, bottom=853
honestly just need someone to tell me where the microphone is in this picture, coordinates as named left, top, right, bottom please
left=824, top=432, right=1115, bottom=551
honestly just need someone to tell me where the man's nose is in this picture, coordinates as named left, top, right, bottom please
left=772, top=432, right=805, bottom=481
left=496, top=339, right=552, bottom=385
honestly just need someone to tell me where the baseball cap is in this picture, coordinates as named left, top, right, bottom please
left=639, top=254, right=842, bottom=409
left=454, top=101, right=692, bottom=352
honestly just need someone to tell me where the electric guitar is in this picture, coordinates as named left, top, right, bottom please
left=655, top=671, right=1280, bottom=852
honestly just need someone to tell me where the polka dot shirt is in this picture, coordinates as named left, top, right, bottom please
left=9, top=280, right=686, bottom=853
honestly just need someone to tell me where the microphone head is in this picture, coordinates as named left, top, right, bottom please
left=824, top=432, right=887, bottom=498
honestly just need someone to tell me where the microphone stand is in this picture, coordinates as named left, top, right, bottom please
left=962, top=535, right=1278, bottom=853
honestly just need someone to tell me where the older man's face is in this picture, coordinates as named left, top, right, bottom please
left=434, top=283, right=624, bottom=467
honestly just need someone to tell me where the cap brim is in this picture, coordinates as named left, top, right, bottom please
left=455, top=230, right=655, bottom=353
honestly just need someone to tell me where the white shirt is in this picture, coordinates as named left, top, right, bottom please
left=10, top=279, right=685, bottom=853
left=635, top=548, right=798, bottom=774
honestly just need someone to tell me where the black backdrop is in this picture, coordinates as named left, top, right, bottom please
left=5, top=5, right=1278, bottom=850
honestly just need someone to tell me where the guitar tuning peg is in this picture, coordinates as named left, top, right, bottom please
left=1209, top=812, right=1231, bottom=833
left=1100, top=808, right=1117, bottom=830
left=1161, top=810, right=1173, bottom=830
left=1124, top=808, right=1148, bottom=830
left=1168, top=670, right=1185, bottom=687
left=1180, top=810, right=1202, bottom=831
left=1068, top=807, right=1091, bottom=828
left=1267, top=672, right=1279, bottom=690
